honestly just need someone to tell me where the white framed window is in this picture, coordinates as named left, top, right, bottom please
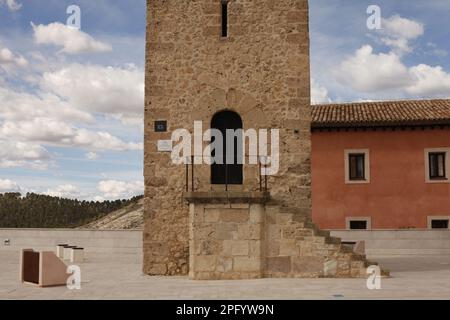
left=424, top=148, right=450, bottom=183
left=427, top=216, right=450, bottom=229
left=344, top=149, right=370, bottom=184
left=346, top=217, right=372, bottom=230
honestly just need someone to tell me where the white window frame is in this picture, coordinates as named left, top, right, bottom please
left=427, top=216, right=450, bottom=230
left=424, top=148, right=450, bottom=184
left=344, top=149, right=370, bottom=184
left=346, top=217, right=372, bottom=230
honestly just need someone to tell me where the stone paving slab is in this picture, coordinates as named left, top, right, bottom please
left=1, top=251, right=450, bottom=300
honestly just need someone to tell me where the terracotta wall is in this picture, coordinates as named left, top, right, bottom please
left=311, top=128, right=450, bottom=229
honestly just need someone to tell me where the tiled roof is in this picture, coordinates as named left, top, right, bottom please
left=312, top=99, right=450, bottom=128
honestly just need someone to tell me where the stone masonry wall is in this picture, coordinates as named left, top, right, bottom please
left=144, top=0, right=312, bottom=276
left=189, top=202, right=265, bottom=280
left=189, top=200, right=374, bottom=279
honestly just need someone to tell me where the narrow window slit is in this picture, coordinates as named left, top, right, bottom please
left=221, top=0, right=228, bottom=37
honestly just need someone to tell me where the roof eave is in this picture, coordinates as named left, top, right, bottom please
left=311, top=119, right=450, bottom=129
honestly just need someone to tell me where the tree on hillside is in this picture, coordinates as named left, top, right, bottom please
left=0, top=193, right=143, bottom=228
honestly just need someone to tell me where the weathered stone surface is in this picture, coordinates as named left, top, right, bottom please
left=143, top=0, right=386, bottom=280
left=234, top=257, right=261, bottom=272
left=216, top=223, right=238, bottom=240
left=279, top=240, right=299, bottom=256
left=249, top=205, right=264, bottom=223
left=266, top=257, right=291, bottom=274
left=217, top=257, right=233, bottom=273
left=220, top=210, right=249, bottom=223
left=231, top=241, right=249, bottom=256
left=194, top=256, right=216, bottom=272
left=204, top=209, right=220, bottom=223
left=238, top=224, right=262, bottom=240
left=146, top=263, right=167, bottom=275
left=292, top=257, right=325, bottom=274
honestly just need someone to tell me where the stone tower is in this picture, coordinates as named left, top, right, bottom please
left=144, top=0, right=380, bottom=279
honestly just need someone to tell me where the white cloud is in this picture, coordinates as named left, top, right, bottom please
left=0, top=179, right=20, bottom=193
left=72, top=129, right=143, bottom=151
left=382, top=15, right=424, bottom=41
left=32, top=22, right=112, bottom=54
left=0, top=44, right=28, bottom=71
left=380, top=15, right=424, bottom=55
left=311, top=79, right=331, bottom=104
left=0, top=86, right=93, bottom=123
left=0, top=118, right=143, bottom=151
left=335, top=44, right=450, bottom=98
left=0, top=0, right=21, bottom=11
left=98, top=180, right=143, bottom=200
left=0, top=75, right=142, bottom=161
left=86, top=152, right=99, bottom=160
left=335, top=45, right=414, bottom=92
left=44, top=184, right=80, bottom=199
left=40, top=64, right=144, bottom=125
left=0, top=140, right=51, bottom=169
left=407, top=64, right=450, bottom=97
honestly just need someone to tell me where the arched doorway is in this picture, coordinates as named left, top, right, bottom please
left=211, top=110, right=243, bottom=185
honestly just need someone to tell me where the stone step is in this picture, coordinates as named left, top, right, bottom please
left=325, top=236, right=341, bottom=245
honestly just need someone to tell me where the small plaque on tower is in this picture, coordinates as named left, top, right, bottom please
left=154, top=120, right=167, bottom=132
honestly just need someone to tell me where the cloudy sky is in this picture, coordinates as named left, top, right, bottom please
left=0, top=0, right=449, bottom=200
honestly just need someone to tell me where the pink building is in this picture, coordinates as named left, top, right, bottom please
left=311, top=100, right=450, bottom=230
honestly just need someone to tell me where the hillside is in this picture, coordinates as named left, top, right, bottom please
left=81, top=198, right=144, bottom=230
left=0, top=193, right=143, bottom=229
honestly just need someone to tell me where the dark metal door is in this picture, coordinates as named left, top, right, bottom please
left=211, top=111, right=243, bottom=185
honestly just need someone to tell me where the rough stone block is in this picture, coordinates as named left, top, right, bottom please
left=249, top=240, right=262, bottom=257
left=279, top=240, right=299, bottom=256
left=282, top=226, right=313, bottom=239
left=204, top=204, right=231, bottom=209
left=194, top=256, right=216, bottom=272
left=238, top=224, right=262, bottom=240
left=267, top=225, right=281, bottom=240
left=266, top=257, right=291, bottom=273
left=200, top=240, right=222, bottom=256
left=292, top=256, right=324, bottom=274
left=193, top=225, right=215, bottom=240
left=275, top=213, right=294, bottom=224
left=232, top=241, right=249, bottom=256
left=234, top=257, right=261, bottom=272
left=145, top=241, right=169, bottom=256
left=220, top=210, right=249, bottom=223
left=249, top=205, right=265, bottom=223
left=287, top=11, right=308, bottom=23
left=231, top=203, right=250, bottom=209
left=204, top=209, right=220, bottom=223
left=147, top=263, right=167, bottom=275
left=217, top=257, right=233, bottom=273
left=193, top=205, right=205, bottom=223
left=324, top=259, right=338, bottom=277
left=216, top=223, right=238, bottom=240
left=266, top=241, right=280, bottom=256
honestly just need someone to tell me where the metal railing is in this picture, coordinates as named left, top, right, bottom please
left=185, top=156, right=269, bottom=192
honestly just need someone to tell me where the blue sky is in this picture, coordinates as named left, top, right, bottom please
left=0, top=0, right=449, bottom=199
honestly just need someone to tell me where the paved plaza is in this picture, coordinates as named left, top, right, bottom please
left=1, top=250, right=450, bottom=300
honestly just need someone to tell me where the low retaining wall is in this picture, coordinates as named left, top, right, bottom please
left=0, top=229, right=142, bottom=254
left=2, top=229, right=449, bottom=258
left=331, top=230, right=450, bottom=256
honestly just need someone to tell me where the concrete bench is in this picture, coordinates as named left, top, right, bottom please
left=21, top=249, right=69, bottom=287
left=63, top=246, right=78, bottom=260
left=56, top=244, right=68, bottom=259
left=57, top=244, right=85, bottom=263
left=70, top=247, right=84, bottom=263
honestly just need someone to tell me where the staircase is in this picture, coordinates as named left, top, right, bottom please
left=264, top=205, right=389, bottom=278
